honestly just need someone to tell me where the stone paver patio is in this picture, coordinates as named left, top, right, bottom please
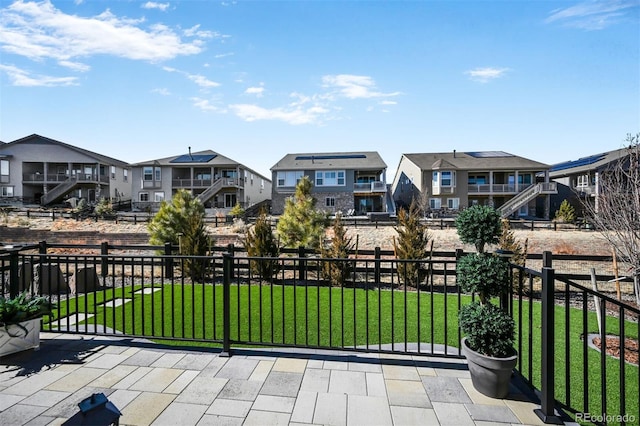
left=0, top=333, right=566, bottom=425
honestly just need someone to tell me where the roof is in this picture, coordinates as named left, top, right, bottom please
left=549, top=147, right=630, bottom=177
left=0, top=134, right=129, bottom=167
left=132, top=149, right=238, bottom=167
left=271, top=151, right=387, bottom=171
left=132, top=149, right=272, bottom=181
left=402, top=151, right=549, bottom=171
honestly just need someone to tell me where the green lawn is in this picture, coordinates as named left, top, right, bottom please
left=49, top=283, right=638, bottom=425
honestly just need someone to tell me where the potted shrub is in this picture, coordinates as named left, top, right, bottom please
left=0, top=292, right=55, bottom=356
left=455, top=205, right=517, bottom=398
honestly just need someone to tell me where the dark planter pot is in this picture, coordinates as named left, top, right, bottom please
left=461, top=337, right=518, bottom=399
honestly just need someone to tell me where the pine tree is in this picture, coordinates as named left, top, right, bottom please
left=244, top=207, right=280, bottom=281
left=276, top=176, right=327, bottom=249
left=148, top=190, right=211, bottom=281
left=321, top=214, right=354, bottom=286
left=393, top=201, right=431, bottom=287
left=554, top=199, right=576, bottom=223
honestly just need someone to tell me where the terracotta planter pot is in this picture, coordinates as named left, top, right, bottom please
left=0, top=318, right=41, bottom=357
left=461, top=337, right=517, bottom=399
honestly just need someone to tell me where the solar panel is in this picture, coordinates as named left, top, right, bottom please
left=550, top=154, right=605, bottom=172
left=295, top=154, right=367, bottom=160
left=170, top=154, right=217, bottom=163
left=466, top=151, right=513, bottom=158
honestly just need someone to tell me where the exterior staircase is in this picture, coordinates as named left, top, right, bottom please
left=196, top=179, right=226, bottom=204
left=40, top=179, right=78, bottom=206
left=497, top=182, right=557, bottom=218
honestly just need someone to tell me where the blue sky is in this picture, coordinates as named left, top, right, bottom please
left=1, top=0, right=638, bottom=181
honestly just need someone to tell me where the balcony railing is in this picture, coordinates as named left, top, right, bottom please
left=353, top=181, right=386, bottom=193
left=22, top=173, right=108, bottom=184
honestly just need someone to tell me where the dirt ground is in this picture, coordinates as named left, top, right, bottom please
left=3, top=215, right=612, bottom=255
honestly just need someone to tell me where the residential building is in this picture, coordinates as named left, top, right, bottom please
left=391, top=150, right=556, bottom=219
left=0, top=134, right=131, bottom=206
left=549, top=147, right=630, bottom=216
left=130, top=149, right=271, bottom=212
left=270, top=152, right=391, bottom=216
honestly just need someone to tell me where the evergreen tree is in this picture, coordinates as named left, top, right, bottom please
left=321, top=214, right=354, bottom=286
left=393, top=201, right=431, bottom=286
left=276, top=176, right=327, bottom=249
left=229, top=202, right=245, bottom=218
left=244, top=207, right=280, bottom=281
left=148, top=190, right=211, bottom=281
left=554, top=199, right=576, bottom=223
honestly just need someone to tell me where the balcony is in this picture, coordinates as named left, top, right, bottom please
left=353, top=181, right=386, bottom=193
left=22, top=173, right=108, bottom=184
left=468, top=183, right=527, bottom=194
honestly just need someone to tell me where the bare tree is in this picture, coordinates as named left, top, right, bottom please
left=583, top=133, right=640, bottom=305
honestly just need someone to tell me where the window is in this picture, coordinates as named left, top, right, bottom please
left=441, top=171, right=453, bottom=187
left=447, top=198, right=460, bottom=209
left=316, top=170, right=345, bottom=186
left=154, top=192, right=165, bottom=202
left=0, top=160, right=8, bottom=183
left=143, top=166, right=161, bottom=182
left=429, top=198, right=441, bottom=209
left=325, top=197, right=335, bottom=207
left=1, top=186, right=14, bottom=197
left=517, top=174, right=532, bottom=185
left=468, top=175, right=486, bottom=185
left=123, top=169, right=128, bottom=182
left=277, top=171, right=303, bottom=187
left=577, top=174, right=589, bottom=187
left=111, top=166, right=116, bottom=179
left=139, top=192, right=149, bottom=202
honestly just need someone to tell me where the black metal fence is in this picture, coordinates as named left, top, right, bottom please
left=1, top=245, right=638, bottom=425
left=512, top=254, right=639, bottom=425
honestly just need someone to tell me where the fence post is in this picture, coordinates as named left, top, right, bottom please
left=101, top=242, right=109, bottom=278
left=227, top=244, right=235, bottom=279
left=543, top=250, right=552, bottom=268
left=220, top=253, right=232, bottom=357
left=9, top=249, right=19, bottom=298
left=298, top=246, right=306, bottom=281
left=535, top=265, right=562, bottom=424
left=39, top=241, right=48, bottom=266
left=374, top=247, right=381, bottom=285
left=164, top=242, right=173, bottom=279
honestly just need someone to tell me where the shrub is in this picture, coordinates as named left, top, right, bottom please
left=94, top=197, right=115, bottom=218
left=148, top=190, right=212, bottom=281
left=393, top=202, right=431, bottom=287
left=459, top=302, right=515, bottom=358
left=321, top=214, right=354, bottom=286
left=554, top=199, right=576, bottom=223
left=229, top=202, right=245, bottom=218
left=455, top=205, right=502, bottom=253
left=0, top=292, right=55, bottom=337
left=455, top=205, right=515, bottom=358
left=244, top=207, right=280, bottom=281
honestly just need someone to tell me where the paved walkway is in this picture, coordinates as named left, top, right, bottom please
left=0, top=333, right=563, bottom=426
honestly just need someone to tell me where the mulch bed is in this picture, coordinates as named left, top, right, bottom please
left=593, top=335, right=639, bottom=366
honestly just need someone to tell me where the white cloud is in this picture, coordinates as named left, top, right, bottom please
left=183, top=24, right=223, bottom=39
left=214, top=52, right=234, bottom=59
left=465, top=67, right=510, bottom=83
left=58, top=60, right=90, bottom=72
left=0, top=63, right=78, bottom=86
left=230, top=103, right=329, bottom=125
left=244, top=84, right=264, bottom=97
left=322, top=74, right=401, bottom=99
left=152, top=87, right=171, bottom=95
left=0, top=0, right=212, bottom=71
left=379, top=100, right=397, bottom=105
left=191, top=97, right=226, bottom=112
left=142, top=2, right=170, bottom=12
left=188, top=74, right=220, bottom=88
left=163, top=66, right=220, bottom=88
left=545, top=0, right=638, bottom=30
